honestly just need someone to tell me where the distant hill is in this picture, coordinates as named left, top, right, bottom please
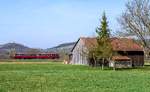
left=0, top=43, right=30, bottom=52
left=46, top=42, right=76, bottom=54
left=0, top=43, right=31, bottom=59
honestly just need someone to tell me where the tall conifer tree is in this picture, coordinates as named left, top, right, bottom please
left=89, top=12, right=112, bottom=69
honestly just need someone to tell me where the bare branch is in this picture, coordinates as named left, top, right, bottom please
left=118, top=0, right=150, bottom=50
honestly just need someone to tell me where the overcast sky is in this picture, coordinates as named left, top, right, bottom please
left=0, top=0, right=127, bottom=49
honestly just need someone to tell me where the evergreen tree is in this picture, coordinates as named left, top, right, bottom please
left=96, top=12, right=110, bottom=39
left=89, top=12, right=112, bottom=69
left=96, top=12, right=112, bottom=69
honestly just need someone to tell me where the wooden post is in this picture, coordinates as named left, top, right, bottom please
left=113, top=61, right=116, bottom=71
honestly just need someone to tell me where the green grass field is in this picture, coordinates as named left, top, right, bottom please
left=0, top=60, right=150, bottom=92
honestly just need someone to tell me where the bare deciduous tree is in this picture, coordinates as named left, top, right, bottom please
left=118, top=0, right=150, bottom=50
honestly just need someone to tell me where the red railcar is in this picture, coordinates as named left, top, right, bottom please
left=13, top=53, right=59, bottom=59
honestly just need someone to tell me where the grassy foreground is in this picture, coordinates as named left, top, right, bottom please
left=0, top=60, right=150, bottom=92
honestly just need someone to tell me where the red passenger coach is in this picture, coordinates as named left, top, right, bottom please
left=36, top=53, right=59, bottom=59
left=13, top=53, right=59, bottom=59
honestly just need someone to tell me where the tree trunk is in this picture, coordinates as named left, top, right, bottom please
left=102, top=58, right=104, bottom=70
left=93, top=53, right=96, bottom=67
left=144, top=47, right=150, bottom=59
left=93, top=58, right=96, bottom=67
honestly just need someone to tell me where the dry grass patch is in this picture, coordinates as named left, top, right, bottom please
left=0, top=62, right=52, bottom=64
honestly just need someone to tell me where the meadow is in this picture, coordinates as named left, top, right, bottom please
left=0, top=60, right=150, bottom=92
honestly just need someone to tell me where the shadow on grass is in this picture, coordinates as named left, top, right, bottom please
left=115, top=65, right=150, bottom=71
left=89, top=65, right=150, bottom=71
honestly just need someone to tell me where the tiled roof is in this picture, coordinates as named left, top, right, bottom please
left=110, top=38, right=143, bottom=51
left=79, top=37, right=143, bottom=51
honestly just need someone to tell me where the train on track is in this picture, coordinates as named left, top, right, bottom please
left=12, top=53, right=59, bottom=59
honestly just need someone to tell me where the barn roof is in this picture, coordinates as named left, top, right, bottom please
left=72, top=37, right=143, bottom=52
left=110, top=38, right=143, bottom=51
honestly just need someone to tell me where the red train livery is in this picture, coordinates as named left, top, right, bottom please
left=13, top=53, right=59, bottom=59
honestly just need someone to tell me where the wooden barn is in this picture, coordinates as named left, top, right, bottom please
left=70, top=37, right=144, bottom=67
